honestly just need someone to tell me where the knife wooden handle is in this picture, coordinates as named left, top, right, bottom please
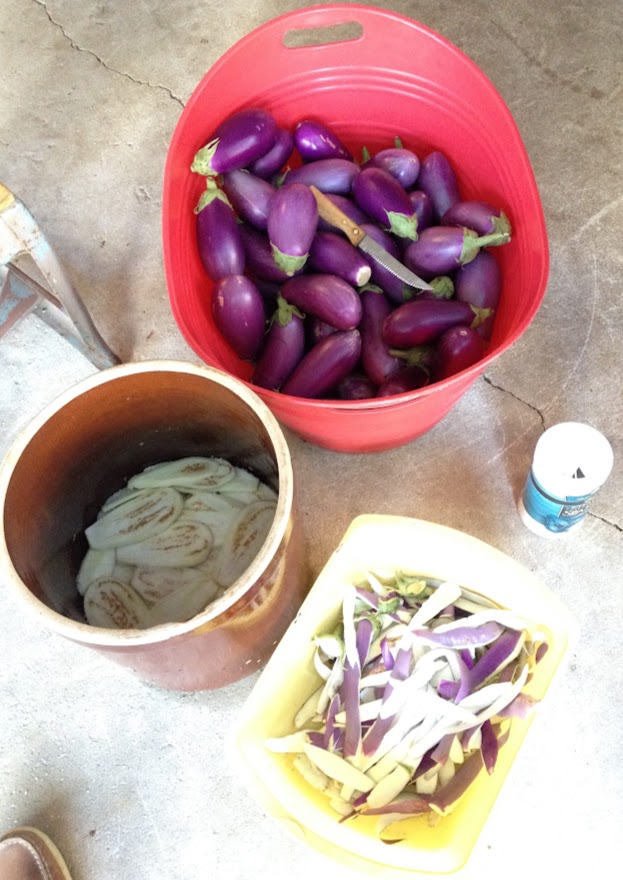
left=309, top=185, right=366, bottom=247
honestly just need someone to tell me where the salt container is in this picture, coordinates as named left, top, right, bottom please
left=518, top=422, right=614, bottom=537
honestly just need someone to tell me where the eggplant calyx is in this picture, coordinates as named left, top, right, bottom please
left=271, top=245, right=309, bottom=276
left=389, top=345, right=434, bottom=367
left=360, top=146, right=371, bottom=164
left=429, top=276, right=455, bottom=299
left=469, top=306, right=494, bottom=329
left=273, top=295, right=305, bottom=327
left=359, top=283, right=384, bottom=295
left=191, top=139, right=220, bottom=176
left=194, top=180, right=233, bottom=214
left=386, top=211, right=418, bottom=241
left=491, top=211, right=512, bottom=240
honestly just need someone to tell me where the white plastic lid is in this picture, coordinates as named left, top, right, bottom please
left=531, top=422, right=614, bottom=499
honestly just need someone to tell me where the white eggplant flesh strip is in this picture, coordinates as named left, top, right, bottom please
left=438, top=758, right=456, bottom=788
left=131, top=565, right=206, bottom=603
left=146, top=575, right=219, bottom=625
left=293, top=754, right=329, bottom=792
left=303, top=744, right=374, bottom=793
left=128, top=456, right=235, bottom=490
left=433, top=608, right=535, bottom=635
left=265, top=731, right=311, bottom=753
left=216, top=500, right=276, bottom=587
left=329, top=796, right=355, bottom=817
left=366, top=764, right=413, bottom=810
left=408, top=581, right=463, bottom=629
left=116, top=521, right=213, bottom=568
left=416, top=772, right=438, bottom=795
left=83, top=577, right=151, bottom=629
left=294, top=685, right=325, bottom=729
left=77, top=547, right=116, bottom=596
left=313, top=634, right=344, bottom=660
left=85, top=487, right=183, bottom=550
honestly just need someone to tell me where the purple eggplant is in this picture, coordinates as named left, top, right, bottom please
left=248, top=127, right=294, bottom=179
left=252, top=300, right=305, bottom=390
left=267, top=183, right=318, bottom=275
left=317, top=194, right=368, bottom=231
left=408, top=190, right=434, bottom=232
left=337, top=372, right=377, bottom=400
left=454, top=250, right=502, bottom=340
left=306, top=315, right=338, bottom=346
left=366, top=140, right=420, bottom=189
left=404, top=225, right=510, bottom=277
left=359, top=223, right=416, bottom=304
left=222, top=169, right=275, bottom=231
left=352, top=167, right=418, bottom=240
left=239, top=225, right=291, bottom=283
left=191, top=107, right=277, bottom=177
left=416, top=150, right=461, bottom=221
left=281, top=273, right=362, bottom=330
left=308, top=231, right=372, bottom=287
left=442, top=200, right=512, bottom=240
left=359, top=287, right=403, bottom=386
left=294, top=119, right=353, bottom=161
left=211, top=274, right=266, bottom=360
left=284, top=158, right=360, bottom=193
left=281, top=330, right=362, bottom=399
left=376, top=364, right=429, bottom=396
left=194, top=184, right=245, bottom=280
left=433, top=325, right=486, bottom=380
left=383, top=299, right=484, bottom=348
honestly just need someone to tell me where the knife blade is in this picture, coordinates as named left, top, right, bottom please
left=309, top=185, right=433, bottom=292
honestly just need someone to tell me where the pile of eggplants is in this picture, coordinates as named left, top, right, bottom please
left=191, top=108, right=512, bottom=400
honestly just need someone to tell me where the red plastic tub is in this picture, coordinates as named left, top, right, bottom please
left=163, top=4, right=549, bottom=453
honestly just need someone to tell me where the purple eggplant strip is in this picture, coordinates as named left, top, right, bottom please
left=428, top=750, right=484, bottom=813
left=469, top=629, right=524, bottom=691
left=496, top=692, right=539, bottom=719
left=362, top=646, right=413, bottom=757
left=411, top=620, right=504, bottom=649
left=381, top=637, right=395, bottom=671
left=480, top=719, right=499, bottom=774
left=359, top=795, right=431, bottom=817
left=356, top=617, right=375, bottom=669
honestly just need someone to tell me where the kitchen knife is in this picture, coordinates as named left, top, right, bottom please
left=310, top=185, right=433, bottom=292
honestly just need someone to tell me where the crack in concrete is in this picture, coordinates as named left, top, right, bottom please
left=483, top=376, right=622, bottom=533
left=588, top=511, right=623, bottom=532
left=35, top=0, right=185, bottom=108
left=482, top=374, right=546, bottom=430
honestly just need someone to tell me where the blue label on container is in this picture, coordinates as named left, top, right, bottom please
left=522, top=469, right=594, bottom=533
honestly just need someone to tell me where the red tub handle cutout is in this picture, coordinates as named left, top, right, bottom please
left=282, top=20, right=363, bottom=49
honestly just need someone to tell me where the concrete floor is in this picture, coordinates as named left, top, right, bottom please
left=1, top=1, right=622, bottom=878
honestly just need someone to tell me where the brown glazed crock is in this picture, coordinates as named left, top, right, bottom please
left=0, top=360, right=309, bottom=691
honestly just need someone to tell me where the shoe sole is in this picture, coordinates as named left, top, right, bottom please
left=1, top=826, right=73, bottom=880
